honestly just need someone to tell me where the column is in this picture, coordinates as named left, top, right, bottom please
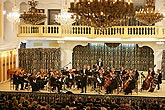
left=154, top=49, right=163, bottom=71
left=0, top=3, right=2, bottom=40
left=61, top=49, right=73, bottom=69
left=0, top=52, right=3, bottom=83
left=4, top=51, right=7, bottom=81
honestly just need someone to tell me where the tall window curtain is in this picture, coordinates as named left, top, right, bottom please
left=18, top=48, right=61, bottom=74
left=72, top=43, right=154, bottom=71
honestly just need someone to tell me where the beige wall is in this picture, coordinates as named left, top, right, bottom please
left=0, top=49, right=17, bottom=83
left=0, top=3, right=2, bottom=39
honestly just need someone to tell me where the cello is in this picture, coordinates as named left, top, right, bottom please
left=104, top=77, right=112, bottom=89
left=141, top=74, right=153, bottom=90
left=104, top=72, right=112, bottom=89
left=141, top=66, right=156, bottom=91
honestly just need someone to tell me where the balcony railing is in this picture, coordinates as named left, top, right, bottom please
left=17, top=25, right=165, bottom=38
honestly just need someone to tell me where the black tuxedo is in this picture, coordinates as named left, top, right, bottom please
left=148, top=70, right=155, bottom=78
left=120, top=70, right=126, bottom=76
left=97, top=61, right=103, bottom=68
left=81, top=69, right=88, bottom=75
left=13, top=74, right=19, bottom=90
left=134, top=70, right=139, bottom=81
left=81, top=74, right=87, bottom=93
left=158, top=73, right=162, bottom=84
left=157, top=72, right=162, bottom=90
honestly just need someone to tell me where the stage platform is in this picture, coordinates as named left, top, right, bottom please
left=0, top=80, right=165, bottom=97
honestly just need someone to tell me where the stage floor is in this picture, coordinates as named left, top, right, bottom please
left=0, top=80, right=165, bottom=97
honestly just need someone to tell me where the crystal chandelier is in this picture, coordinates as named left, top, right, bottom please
left=135, top=0, right=163, bottom=25
left=7, top=0, right=20, bottom=23
left=68, top=0, right=134, bottom=29
left=19, top=0, right=46, bottom=25
left=55, top=1, right=75, bottom=26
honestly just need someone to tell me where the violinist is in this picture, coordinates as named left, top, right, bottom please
left=29, top=73, right=39, bottom=92
left=97, top=69, right=104, bottom=90
left=18, top=70, right=26, bottom=90
left=123, top=73, right=136, bottom=95
left=13, top=71, right=19, bottom=90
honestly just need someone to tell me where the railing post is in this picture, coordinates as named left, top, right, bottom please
left=124, top=26, right=128, bottom=38
left=58, top=25, right=62, bottom=36
left=91, top=27, right=95, bottom=37
left=39, top=25, right=43, bottom=35
left=158, top=26, right=163, bottom=38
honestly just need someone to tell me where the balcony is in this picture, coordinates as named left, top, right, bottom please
left=17, top=25, right=165, bottom=39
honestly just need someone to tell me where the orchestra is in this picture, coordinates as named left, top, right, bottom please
left=8, top=62, right=162, bottom=95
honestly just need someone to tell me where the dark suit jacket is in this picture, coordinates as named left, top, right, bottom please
left=97, top=61, right=103, bottom=67
left=148, top=70, right=155, bottom=78
left=13, top=74, right=19, bottom=85
left=81, top=69, right=88, bottom=75
left=158, top=73, right=162, bottom=84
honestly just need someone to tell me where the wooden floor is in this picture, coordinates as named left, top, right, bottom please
left=0, top=80, right=165, bottom=97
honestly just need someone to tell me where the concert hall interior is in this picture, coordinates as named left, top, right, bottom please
left=1, top=0, right=165, bottom=110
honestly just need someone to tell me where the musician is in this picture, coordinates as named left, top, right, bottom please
left=87, top=65, right=92, bottom=76
left=67, top=69, right=74, bottom=88
left=120, top=67, right=127, bottom=76
left=74, top=67, right=81, bottom=75
left=74, top=67, right=81, bottom=89
left=18, top=71, right=25, bottom=90
left=49, top=71, right=62, bottom=93
left=105, top=67, right=111, bottom=75
left=157, top=69, right=162, bottom=90
left=123, top=74, right=136, bottom=95
left=97, top=58, right=103, bottom=69
left=80, top=73, right=87, bottom=93
left=148, top=67, right=155, bottom=78
left=81, top=65, right=88, bottom=75
left=36, top=71, right=46, bottom=90
left=29, top=73, right=40, bottom=92
left=133, top=68, right=139, bottom=81
left=48, top=68, right=54, bottom=78
left=65, top=67, right=69, bottom=72
left=105, top=72, right=118, bottom=94
left=97, top=70, right=104, bottom=90
left=56, top=71, right=63, bottom=92
left=86, top=65, right=93, bottom=86
left=13, top=71, right=19, bottom=90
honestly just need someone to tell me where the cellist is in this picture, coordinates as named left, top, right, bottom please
left=104, top=68, right=118, bottom=94
left=123, top=73, right=136, bottom=95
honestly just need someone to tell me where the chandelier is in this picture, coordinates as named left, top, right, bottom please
left=68, top=0, right=134, bottom=29
left=135, top=0, right=163, bottom=25
left=7, top=0, right=20, bottom=23
left=55, top=0, right=75, bottom=26
left=19, top=0, right=46, bottom=25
